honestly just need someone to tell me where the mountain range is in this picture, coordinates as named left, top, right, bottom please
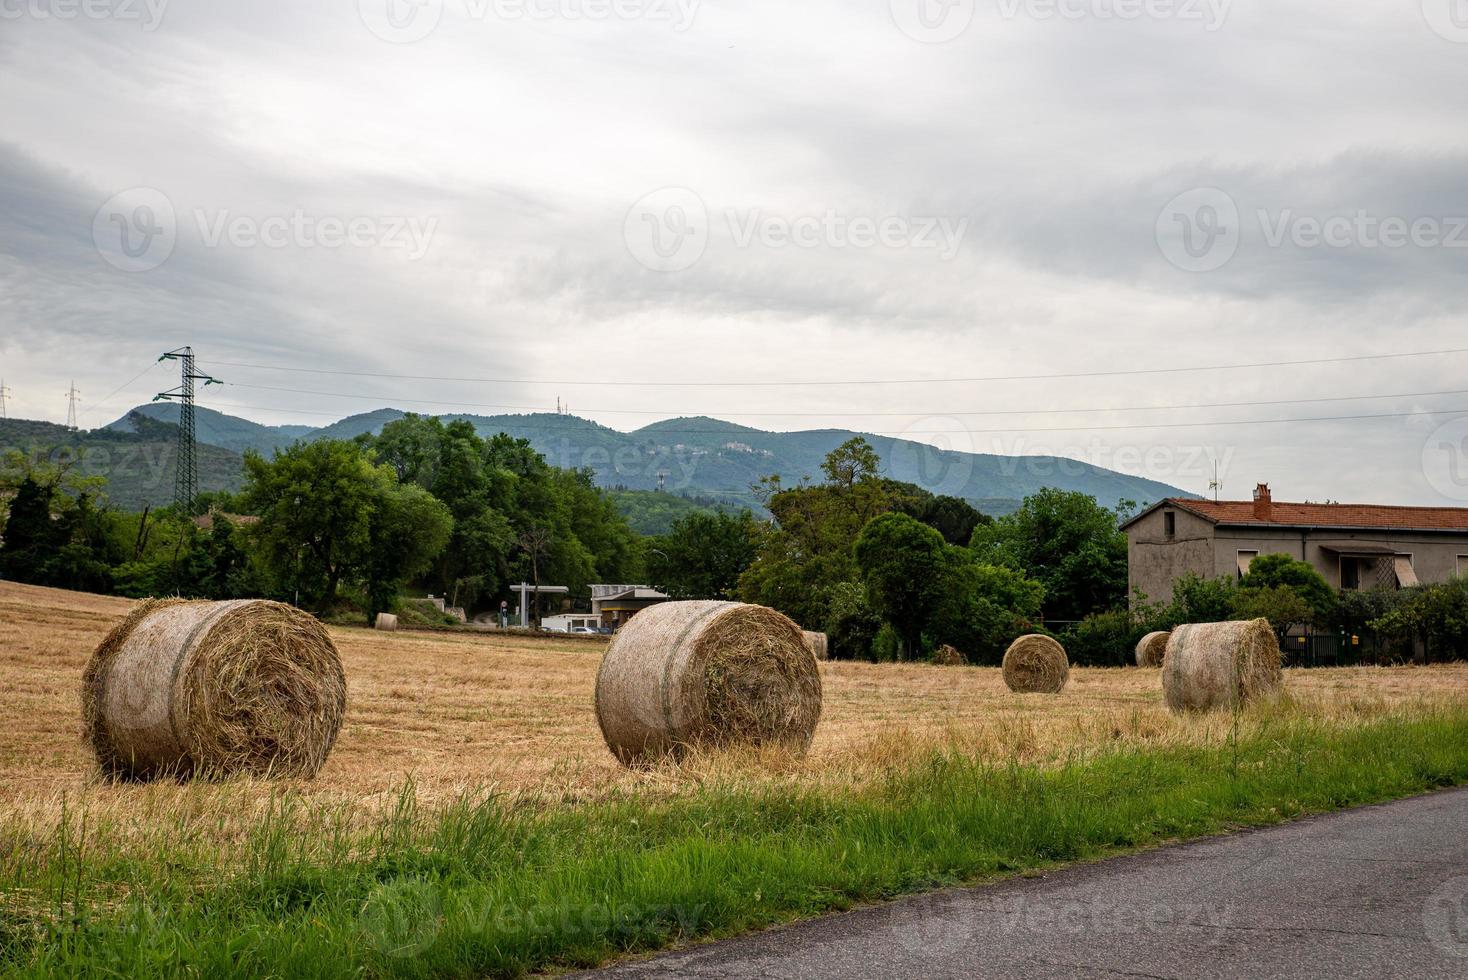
left=80, top=403, right=1190, bottom=516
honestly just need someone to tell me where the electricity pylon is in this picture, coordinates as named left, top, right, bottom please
left=65, top=382, right=80, bottom=431
left=155, top=347, right=221, bottom=513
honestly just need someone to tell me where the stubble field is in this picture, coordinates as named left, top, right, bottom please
left=2, top=578, right=1465, bottom=833
left=4, top=580, right=1468, bottom=977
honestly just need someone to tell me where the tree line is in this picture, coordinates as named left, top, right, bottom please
left=2, top=425, right=1463, bottom=661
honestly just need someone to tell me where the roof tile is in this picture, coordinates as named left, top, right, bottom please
left=1165, top=498, right=1468, bottom=531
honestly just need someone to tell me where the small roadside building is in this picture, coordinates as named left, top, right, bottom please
left=589, top=584, right=671, bottom=628
left=1123, top=484, right=1468, bottom=606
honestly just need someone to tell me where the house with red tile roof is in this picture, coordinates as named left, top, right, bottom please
left=1121, top=484, right=1468, bottom=606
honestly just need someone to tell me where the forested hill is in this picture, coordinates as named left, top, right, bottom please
left=2, top=413, right=246, bottom=510
left=106, top=405, right=1190, bottom=514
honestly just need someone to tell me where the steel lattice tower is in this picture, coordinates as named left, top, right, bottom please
left=155, top=347, right=220, bottom=513
left=65, top=382, right=80, bottom=431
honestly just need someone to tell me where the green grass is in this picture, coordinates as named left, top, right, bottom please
left=5, top=708, right=1468, bottom=977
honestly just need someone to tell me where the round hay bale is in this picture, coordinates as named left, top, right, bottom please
left=1002, top=634, right=1069, bottom=693
left=1161, top=619, right=1282, bottom=713
left=375, top=612, right=399, bottom=632
left=932, top=643, right=967, bottom=666
left=802, top=630, right=829, bottom=662
left=1135, top=630, right=1170, bottom=668
left=594, top=600, right=822, bottom=766
left=82, top=599, right=347, bottom=780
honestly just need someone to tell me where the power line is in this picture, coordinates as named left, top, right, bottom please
left=203, top=345, right=1468, bottom=389
left=221, top=379, right=1468, bottom=419
left=79, top=361, right=164, bottom=423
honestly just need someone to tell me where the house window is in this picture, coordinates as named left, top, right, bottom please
left=1236, top=551, right=1258, bottom=578
left=1341, top=555, right=1394, bottom=591
left=1163, top=511, right=1176, bottom=537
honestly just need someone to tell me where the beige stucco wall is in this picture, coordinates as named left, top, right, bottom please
left=1128, top=506, right=1468, bottom=605
left=1127, top=506, right=1215, bottom=606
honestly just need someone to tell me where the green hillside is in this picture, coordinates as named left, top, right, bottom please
left=606, top=490, right=741, bottom=535
left=94, top=404, right=1192, bottom=514
left=3, top=413, right=245, bottom=510
left=107, top=404, right=314, bottom=457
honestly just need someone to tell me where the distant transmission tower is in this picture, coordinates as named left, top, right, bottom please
left=154, top=347, right=221, bottom=513
left=0, top=379, right=11, bottom=419
left=65, top=382, right=81, bottom=431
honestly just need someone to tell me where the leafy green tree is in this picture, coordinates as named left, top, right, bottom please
left=1232, top=585, right=1315, bottom=641
left=1062, top=608, right=1146, bottom=667
left=821, top=437, right=881, bottom=490
left=854, top=513, right=947, bottom=660
left=371, top=414, right=445, bottom=488
left=1161, top=573, right=1237, bottom=626
left=647, top=510, right=761, bottom=600
left=927, top=554, right=1045, bottom=664
left=0, top=477, right=64, bottom=583
left=364, top=484, right=454, bottom=623
left=969, top=488, right=1128, bottom=622
left=242, top=440, right=388, bottom=608
left=1239, top=553, right=1336, bottom=622
left=740, top=441, right=934, bottom=633
left=823, top=579, right=883, bottom=661
left=918, top=494, right=990, bottom=546
left=1370, top=578, right=1468, bottom=662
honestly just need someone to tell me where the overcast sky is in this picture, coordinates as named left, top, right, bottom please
left=2, top=0, right=1467, bottom=505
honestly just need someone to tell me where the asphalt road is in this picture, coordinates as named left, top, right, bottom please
left=585, top=787, right=1468, bottom=979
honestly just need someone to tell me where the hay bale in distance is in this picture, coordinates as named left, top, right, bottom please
left=1161, top=619, right=1282, bottom=713
left=932, top=643, right=967, bottom=666
left=802, top=630, right=829, bottom=662
left=595, top=600, right=822, bottom=766
left=82, top=599, right=347, bottom=780
left=375, top=612, right=399, bottom=632
left=1135, top=630, right=1169, bottom=668
left=1002, top=634, right=1069, bottom=693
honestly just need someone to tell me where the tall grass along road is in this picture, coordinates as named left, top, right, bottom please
left=4, top=710, right=1468, bottom=977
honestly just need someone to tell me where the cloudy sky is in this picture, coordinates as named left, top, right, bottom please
left=2, top=0, right=1467, bottom=505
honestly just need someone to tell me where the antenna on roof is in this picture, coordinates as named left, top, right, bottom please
left=1209, top=458, right=1221, bottom=502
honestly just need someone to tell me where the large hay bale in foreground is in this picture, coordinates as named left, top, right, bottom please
left=1002, top=634, right=1069, bottom=693
left=82, top=599, right=347, bottom=780
left=802, top=630, right=829, bottom=662
left=1161, top=619, right=1282, bottom=713
left=375, top=612, right=399, bottom=632
left=1135, top=630, right=1170, bottom=668
left=595, top=600, right=822, bottom=766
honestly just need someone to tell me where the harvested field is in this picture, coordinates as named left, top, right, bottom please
left=2, top=580, right=1466, bottom=837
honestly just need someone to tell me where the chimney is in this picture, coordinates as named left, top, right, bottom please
left=1253, top=483, right=1273, bottom=521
